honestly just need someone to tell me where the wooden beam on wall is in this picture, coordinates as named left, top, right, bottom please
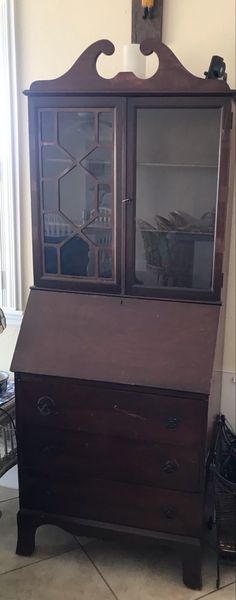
left=132, top=0, right=163, bottom=44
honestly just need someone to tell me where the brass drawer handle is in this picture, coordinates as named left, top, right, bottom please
left=161, top=459, right=179, bottom=474
left=162, top=505, right=177, bottom=520
left=37, top=396, right=56, bottom=417
left=165, top=416, right=182, bottom=430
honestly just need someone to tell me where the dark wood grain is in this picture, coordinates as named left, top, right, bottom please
left=182, top=543, right=202, bottom=590
left=14, top=39, right=236, bottom=591
left=132, top=0, right=163, bottom=44
left=213, top=101, right=232, bottom=297
left=11, top=291, right=219, bottom=394
left=26, top=40, right=234, bottom=96
left=20, top=472, right=202, bottom=536
left=15, top=377, right=206, bottom=445
left=16, top=511, right=38, bottom=556
left=20, top=427, right=201, bottom=492
left=16, top=377, right=205, bottom=438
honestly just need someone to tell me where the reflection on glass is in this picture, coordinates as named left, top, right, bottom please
left=98, top=112, right=113, bottom=143
left=60, top=166, right=96, bottom=226
left=137, top=108, right=221, bottom=166
left=42, top=180, right=58, bottom=212
left=59, top=111, right=96, bottom=158
left=83, top=217, right=112, bottom=247
left=81, top=147, right=111, bottom=181
left=41, top=111, right=55, bottom=142
left=99, top=184, right=112, bottom=209
left=41, top=108, right=114, bottom=282
left=42, top=145, right=73, bottom=178
left=135, top=108, right=221, bottom=290
left=60, top=235, right=95, bottom=277
left=44, top=246, right=58, bottom=274
left=44, top=213, right=74, bottom=244
left=99, top=249, right=112, bottom=279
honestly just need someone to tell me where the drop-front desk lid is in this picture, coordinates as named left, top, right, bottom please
left=11, top=290, right=220, bottom=396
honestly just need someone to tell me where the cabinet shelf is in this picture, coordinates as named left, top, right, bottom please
left=137, top=162, right=217, bottom=168
left=137, top=230, right=214, bottom=242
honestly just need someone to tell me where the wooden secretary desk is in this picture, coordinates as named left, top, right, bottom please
left=11, top=40, right=235, bottom=589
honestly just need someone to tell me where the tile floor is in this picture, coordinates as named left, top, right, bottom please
left=0, top=485, right=235, bottom=600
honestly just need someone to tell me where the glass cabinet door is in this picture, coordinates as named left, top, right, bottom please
left=126, top=101, right=225, bottom=299
left=37, top=101, right=122, bottom=291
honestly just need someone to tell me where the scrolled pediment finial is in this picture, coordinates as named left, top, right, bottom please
left=28, top=38, right=231, bottom=95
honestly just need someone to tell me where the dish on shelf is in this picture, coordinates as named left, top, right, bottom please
left=137, top=209, right=215, bottom=234
left=0, top=372, right=9, bottom=394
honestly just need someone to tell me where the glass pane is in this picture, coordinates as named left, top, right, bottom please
left=137, top=108, right=221, bottom=166
left=44, top=213, right=74, bottom=244
left=60, top=166, right=96, bottom=227
left=81, top=147, right=112, bottom=181
left=42, top=145, right=74, bottom=178
left=83, top=217, right=112, bottom=247
left=44, top=246, right=58, bottom=274
left=58, top=111, right=96, bottom=158
left=41, top=111, right=55, bottom=142
left=42, top=180, right=58, bottom=212
left=99, top=249, right=113, bottom=279
left=98, top=112, right=113, bottom=143
left=135, top=108, right=221, bottom=291
left=98, top=184, right=112, bottom=210
left=40, top=109, right=115, bottom=283
left=60, top=235, right=95, bottom=277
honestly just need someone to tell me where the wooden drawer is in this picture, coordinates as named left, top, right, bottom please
left=20, top=471, right=203, bottom=537
left=19, top=428, right=201, bottom=492
left=16, top=378, right=206, bottom=446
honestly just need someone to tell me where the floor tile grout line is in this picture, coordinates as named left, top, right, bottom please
left=0, top=496, right=19, bottom=504
left=1, top=527, right=234, bottom=598
left=75, top=537, right=120, bottom=600
left=0, top=546, right=76, bottom=578
left=194, top=580, right=236, bottom=600
left=74, top=537, right=236, bottom=600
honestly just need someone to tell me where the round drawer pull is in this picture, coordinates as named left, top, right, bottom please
left=37, top=396, right=56, bottom=417
left=165, top=416, right=182, bottom=430
left=162, top=505, right=177, bottom=520
left=161, top=459, right=179, bottom=474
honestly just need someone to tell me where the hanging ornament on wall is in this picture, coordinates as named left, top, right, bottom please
left=141, top=0, right=155, bottom=19
left=132, top=0, right=163, bottom=44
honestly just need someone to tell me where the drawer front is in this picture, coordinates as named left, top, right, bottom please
left=20, top=471, right=202, bottom=537
left=16, top=379, right=206, bottom=446
left=20, top=428, right=201, bottom=492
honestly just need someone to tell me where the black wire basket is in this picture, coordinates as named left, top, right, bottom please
left=0, top=397, right=17, bottom=479
left=212, top=415, right=236, bottom=588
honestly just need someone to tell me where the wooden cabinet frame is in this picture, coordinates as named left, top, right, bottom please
left=26, top=39, right=235, bottom=302
left=29, top=96, right=125, bottom=294
left=12, top=40, right=235, bottom=591
left=125, top=96, right=232, bottom=301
